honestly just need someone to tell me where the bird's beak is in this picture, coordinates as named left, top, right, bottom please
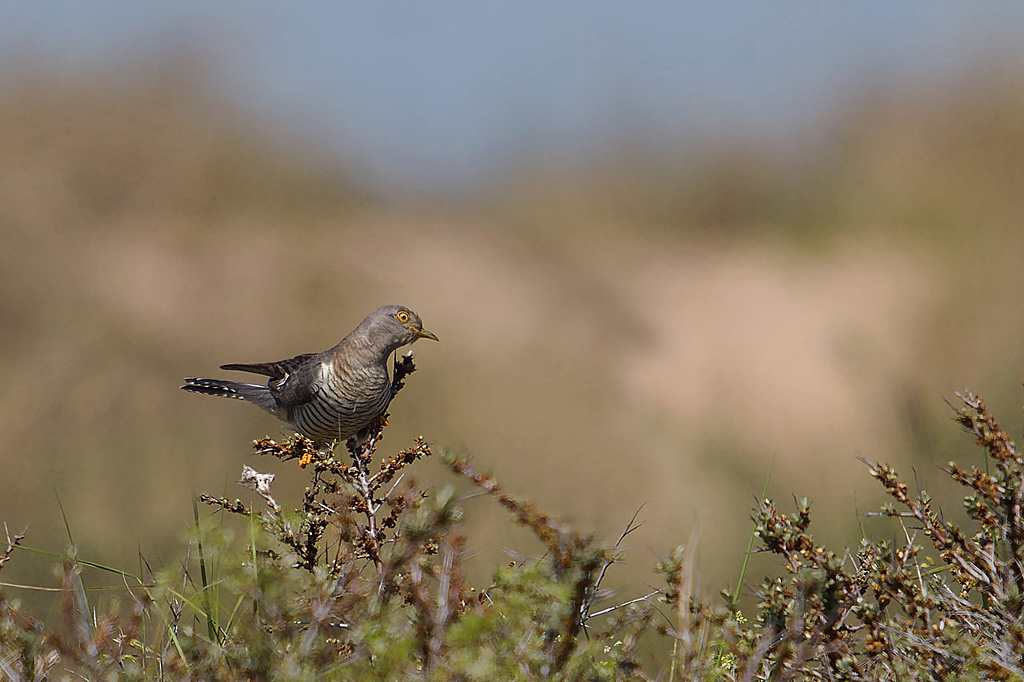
left=417, top=328, right=439, bottom=342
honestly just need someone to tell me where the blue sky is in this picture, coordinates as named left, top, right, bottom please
left=3, top=2, right=1022, bottom=193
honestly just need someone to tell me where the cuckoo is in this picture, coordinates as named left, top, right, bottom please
left=181, top=305, right=437, bottom=448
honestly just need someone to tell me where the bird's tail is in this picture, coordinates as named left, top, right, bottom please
left=181, top=378, right=279, bottom=414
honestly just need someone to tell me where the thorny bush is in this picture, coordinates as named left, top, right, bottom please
left=4, top=377, right=1024, bottom=680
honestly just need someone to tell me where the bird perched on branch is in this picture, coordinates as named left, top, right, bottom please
left=182, top=305, right=438, bottom=448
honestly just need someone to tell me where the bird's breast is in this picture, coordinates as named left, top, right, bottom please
left=289, top=360, right=392, bottom=445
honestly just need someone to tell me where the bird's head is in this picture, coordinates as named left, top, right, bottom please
left=364, top=305, right=439, bottom=355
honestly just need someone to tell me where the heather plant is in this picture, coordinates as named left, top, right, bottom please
left=0, top=355, right=653, bottom=680
left=662, top=387, right=1024, bottom=681
left=4, top=378, right=1024, bottom=680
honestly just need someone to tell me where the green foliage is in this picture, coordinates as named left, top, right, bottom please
left=5, top=386, right=1024, bottom=679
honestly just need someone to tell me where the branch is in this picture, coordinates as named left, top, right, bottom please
left=0, top=522, right=26, bottom=573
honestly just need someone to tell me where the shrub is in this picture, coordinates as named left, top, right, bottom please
left=3, top=378, right=1024, bottom=680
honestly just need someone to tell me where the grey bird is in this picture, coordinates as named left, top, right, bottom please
left=181, top=305, right=438, bottom=448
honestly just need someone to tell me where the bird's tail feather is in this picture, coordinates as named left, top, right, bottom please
left=181, top=378, right=278, bottom=414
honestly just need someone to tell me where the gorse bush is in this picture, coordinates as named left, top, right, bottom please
left=3, top=368, right=1024, bottom=680
left=0, top=356, right=650, bottom=681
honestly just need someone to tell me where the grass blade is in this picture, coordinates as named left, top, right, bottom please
left=729, top=456, right=775, bottom=613
left=192, top=495, right=220, bottom=644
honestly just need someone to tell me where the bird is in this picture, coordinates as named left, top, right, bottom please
left=181, top=305, right=438, bottom=448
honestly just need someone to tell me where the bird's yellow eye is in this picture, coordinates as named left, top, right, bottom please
left=396, top=311, right=411, bottom=323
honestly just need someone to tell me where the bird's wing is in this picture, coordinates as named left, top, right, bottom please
left=220, top=353, right=318, bottom=378
left=221, top=353, right=321, bottom=408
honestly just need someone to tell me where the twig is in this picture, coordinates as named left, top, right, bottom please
left=0, top=522, right=26, bottom=573
left=346, top=422, right=386, bottom=576
left=581, top=503, right=646, bottom=625
left=585, top=590, right=661, bottom=619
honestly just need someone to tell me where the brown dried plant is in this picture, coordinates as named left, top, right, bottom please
left=7, top=374, right=1024, bottom=680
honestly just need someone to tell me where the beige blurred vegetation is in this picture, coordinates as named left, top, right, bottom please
left=1, top=58, right=1023, bottom=608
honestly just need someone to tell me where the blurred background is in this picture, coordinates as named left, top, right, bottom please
left=2, top=2, right=1024, bottom=618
